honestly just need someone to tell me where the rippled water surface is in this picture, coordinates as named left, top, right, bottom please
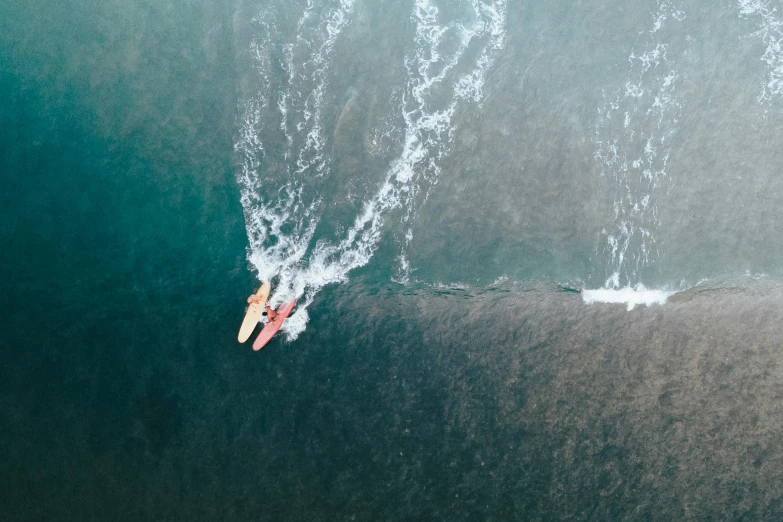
left=4, top=0, right=783, bottom=519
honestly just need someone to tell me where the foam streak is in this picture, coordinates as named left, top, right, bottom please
left=236, top=1, right=508, bottom=339
left=593, top=0, right=684, bottom=292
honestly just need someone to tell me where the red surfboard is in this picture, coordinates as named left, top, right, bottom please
left=252, top=298, right=296, bottom=351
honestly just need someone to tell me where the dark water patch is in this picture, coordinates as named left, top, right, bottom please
left=7, top=276, right=783, bottom=519
left=275, top=281, right=783, bottom=521
left=133, top=371, right=184, bottom=455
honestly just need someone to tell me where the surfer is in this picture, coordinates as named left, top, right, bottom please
left=263, top=304, right=278, bottom=322
left=253, top=297, right=297, bottom=351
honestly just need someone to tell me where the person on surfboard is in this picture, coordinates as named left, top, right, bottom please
left=263, top=304, right=278, bottom=322
left=246, top=288, right=277, bottom=322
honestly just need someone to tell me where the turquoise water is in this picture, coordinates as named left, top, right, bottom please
left=5, top=0, right=783, bottom=519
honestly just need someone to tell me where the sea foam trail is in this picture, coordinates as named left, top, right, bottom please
left=588, top=0, right=685, bottom=306
left=282, top=0, right=509, bottom=338
left=392, top=0, right=509, bottom=282
left=236, top=1, right=351, bottom=283
left=737, top=0, right=783, bottom=105
left=236, top=0, right=508, bottom=340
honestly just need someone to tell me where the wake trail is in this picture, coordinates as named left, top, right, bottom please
left=235, top=0, right=508, bottom=339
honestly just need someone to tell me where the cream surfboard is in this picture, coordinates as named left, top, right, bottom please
left=238, top=281, right=271, bottom=343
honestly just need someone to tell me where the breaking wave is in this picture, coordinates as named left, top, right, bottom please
left=581, top=285, right=674, bottom=311
left=587, top=0, right=685, bottom=309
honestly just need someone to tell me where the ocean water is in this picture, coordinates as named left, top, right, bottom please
left=4, top=0, right=783, bottom=519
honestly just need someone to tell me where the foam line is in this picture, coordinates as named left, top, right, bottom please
left=582, top=285, right=674, bottom=311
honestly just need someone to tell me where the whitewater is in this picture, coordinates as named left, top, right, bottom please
left=235, top=0, right=783, bottom=327
left=235, top=0, right=509, bottom=338
left=583, top=0, right=685, bottom=309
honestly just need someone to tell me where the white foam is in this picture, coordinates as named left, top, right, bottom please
left=392, top=0, right=508, bottom=280
left=593, top=1, right=684, bottom=288
left=236, top=1, right=509, bottom=341
left=582, top=285, right=674, bottom=311
left=231, top=2, right=355, bottom=321
left=293, top=0, right=356, bottom=178
left=737, top=0, right=783, bottom=105
left=454, top=0, right=507, bottom=102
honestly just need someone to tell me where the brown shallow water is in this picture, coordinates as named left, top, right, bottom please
left=316, top=281, right=783, bottom=520
left=8, top=279, right=783, bottom=520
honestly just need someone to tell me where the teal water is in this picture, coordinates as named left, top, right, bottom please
left=5, top=0, right=783, bottom=519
